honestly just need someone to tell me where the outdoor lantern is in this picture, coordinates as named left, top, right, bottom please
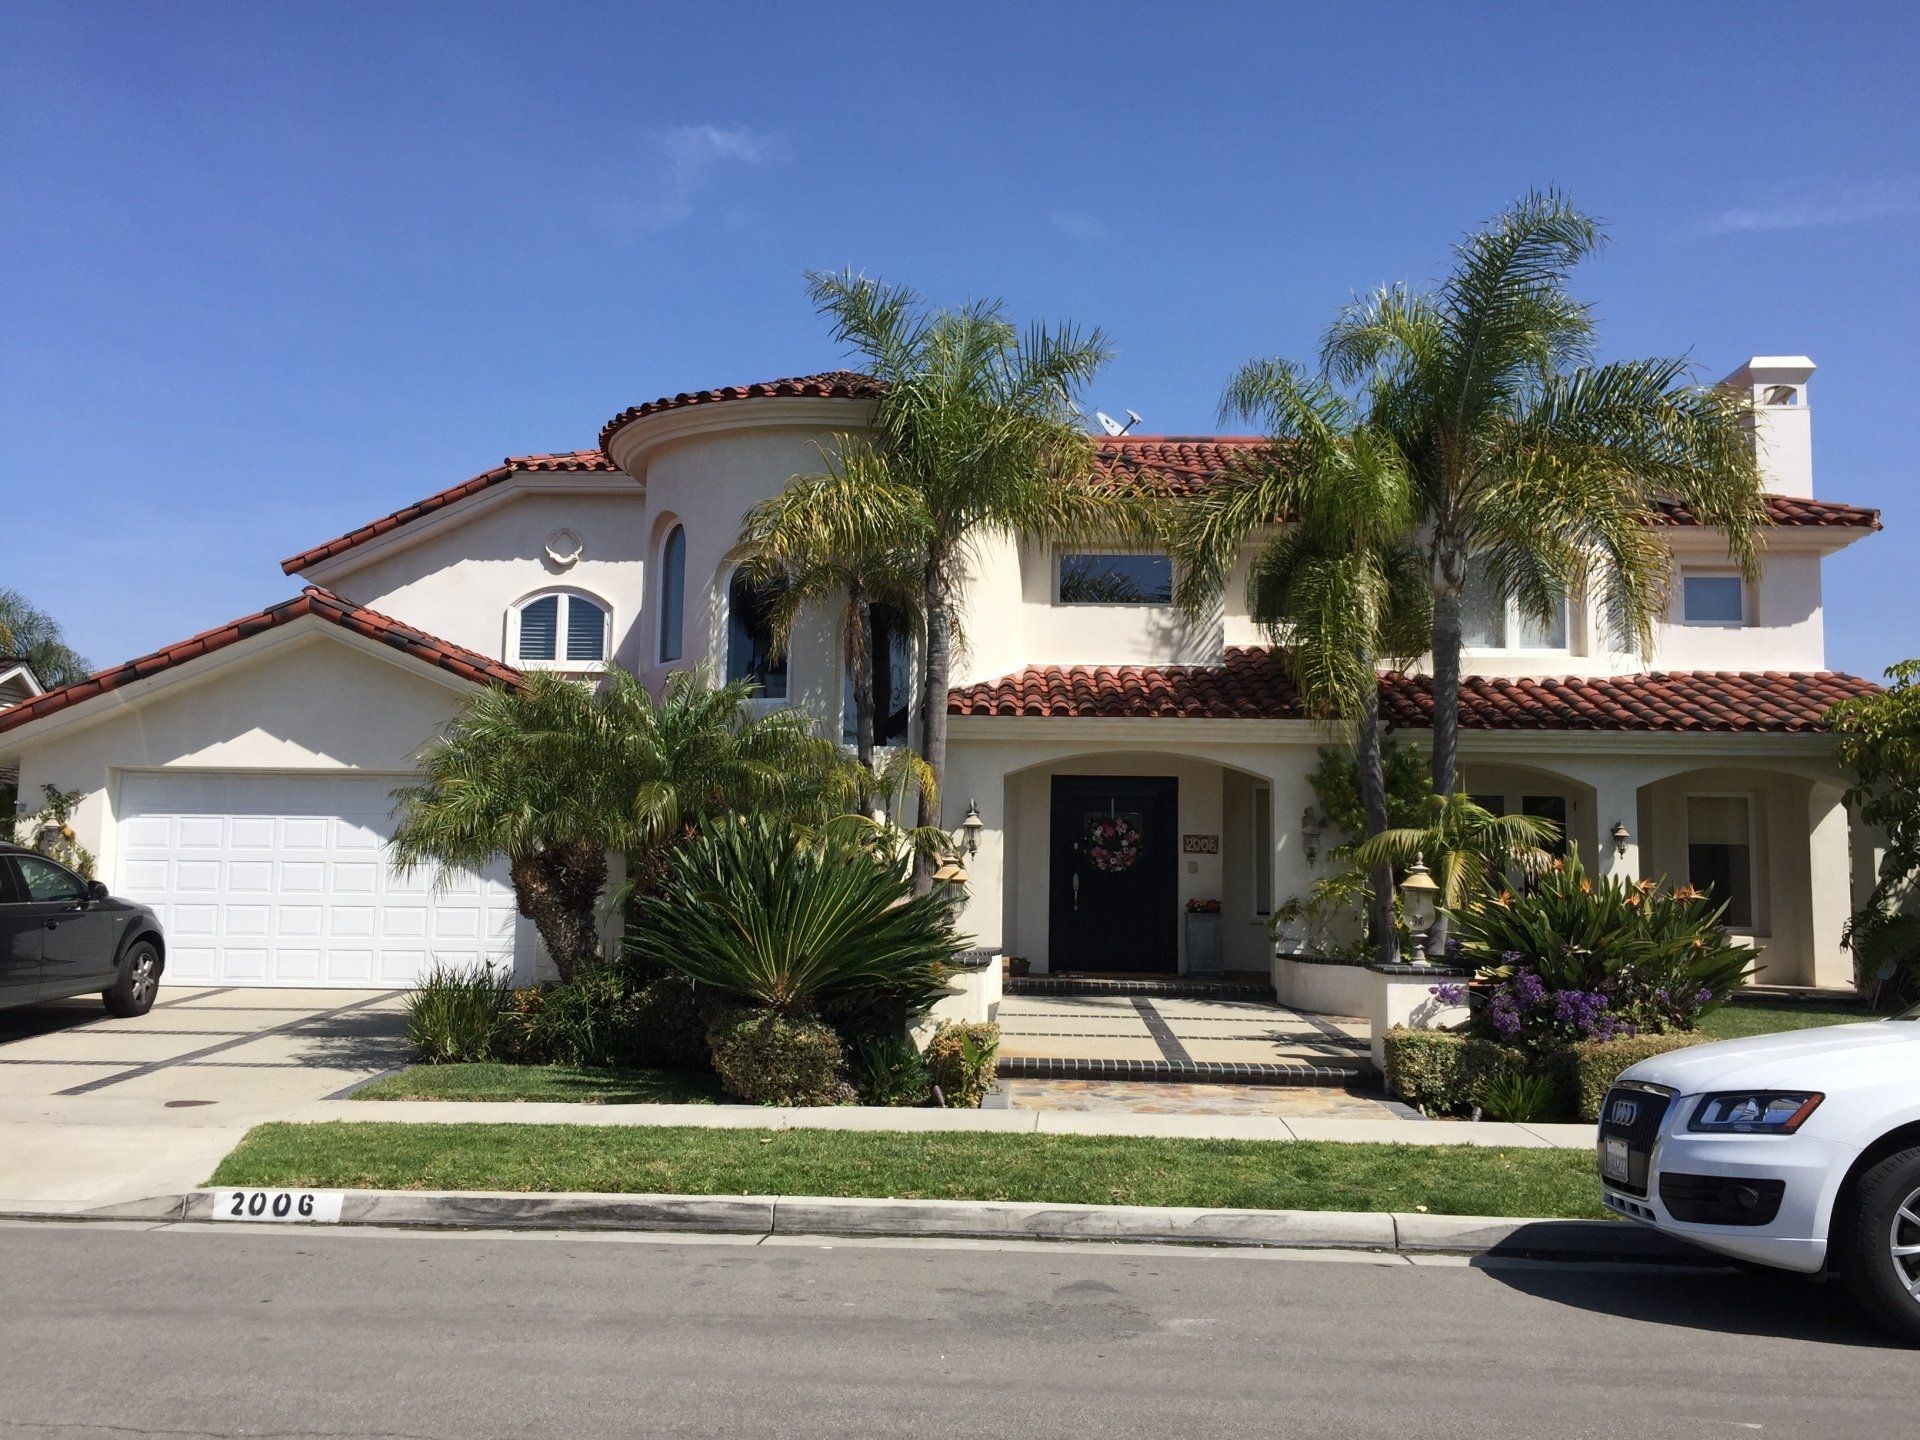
left=955, top=799, right=984, bottom=858
left=931, top=855, right=969, bottom=889
left=1611, top=819, right=1631, bottom=858
left=1301, top=808, right=1323, bottom=865
left=1399, top=857, right=1440, bottom=964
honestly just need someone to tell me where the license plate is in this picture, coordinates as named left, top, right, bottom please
left=1602, top=1137, right=1632, bottom=1185
left=211, top=1189, right=344, bottom=1224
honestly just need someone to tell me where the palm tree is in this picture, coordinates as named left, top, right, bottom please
left=1348, top=791, right=1560, bottom=923
left=1321, top=191, right=1768, bottom=807
left=390, top=666, right=861, bottom=982
left=735, top=435, right=930, bottom=772
left=805, top=270, right=1150, bottom=869
left=0, top=589, right=91, bottom=688
left=1172, top=361, right=1430, bottom=963
left=389, top=672, right=622, bottom=983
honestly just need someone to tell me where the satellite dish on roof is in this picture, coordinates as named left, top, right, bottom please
left=1095, top=409, right=1143, bottom=437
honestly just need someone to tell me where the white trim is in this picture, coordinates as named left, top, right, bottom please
left=0, top=662, right=44, bottom=699
left=507, top=587, right=612, bottom=671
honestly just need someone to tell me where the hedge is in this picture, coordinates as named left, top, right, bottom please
left=707, top=1010, right=847, bottom=1106
left=1383, top=1027, right=1708, bottom=1122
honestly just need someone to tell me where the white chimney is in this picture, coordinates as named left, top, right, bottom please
left=1722, top=356, right=1815, bottom=497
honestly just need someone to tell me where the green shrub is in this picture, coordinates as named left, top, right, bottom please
left=1567, top=1033, right=1706, bottom=1122
left=1448, top=843, right=1755, bottom=1048
left=631, top=816, right=962, bottom=1020
left=1475, top=1070, right=1563, bottom=1123
left=405, top=964, right=514, bottom=1064
left=707, top=1009, right=847, bottom=1106
left=1385, top=1029, right=1512, bottom=1114
left=924, top=1022, right=1001, bottom=1108
left=628, top=970, right=711, bottom=1071
left=848, top=1035, right=933, bottom=1106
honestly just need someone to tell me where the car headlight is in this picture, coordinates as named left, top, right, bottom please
left=1688, top=1092, right=1824, bottom=1135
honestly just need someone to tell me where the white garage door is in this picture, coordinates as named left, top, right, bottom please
left=117, top=773, right=518, bottom=988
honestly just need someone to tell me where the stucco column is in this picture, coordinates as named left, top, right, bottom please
left=1805, top=781, right=1855, bottom=989
left=1586, top=768, right=1644, bottom=883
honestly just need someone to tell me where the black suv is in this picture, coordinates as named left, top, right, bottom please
left=0, top=842, right=166, bottom=1016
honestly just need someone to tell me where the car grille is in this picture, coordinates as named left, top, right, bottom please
left=1597, top=1082, right=1674, bottom=1198
left=1658, top=1173, right=1787, bottom=1226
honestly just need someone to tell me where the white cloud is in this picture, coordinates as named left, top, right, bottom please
left=636, top=124, right=784, bottom=230
left=1050, top=208, right=1112, bottom=243
left=1692, top=180, right=1920, bottom=237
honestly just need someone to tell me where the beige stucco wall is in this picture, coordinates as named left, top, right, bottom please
left=6, top=626, right=478, bottom=885
left=314, top=486, right=651, bottom=671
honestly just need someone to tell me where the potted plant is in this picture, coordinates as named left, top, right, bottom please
left=1185, top=898, right=1223, bottom=977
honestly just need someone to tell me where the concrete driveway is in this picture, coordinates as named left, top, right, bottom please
left=0, top=987, right=408, bottom=1213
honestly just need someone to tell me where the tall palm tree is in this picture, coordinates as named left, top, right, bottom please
left=806, top=271, right=1149, bottom=867
left=734, top=435, right=930, bottom=772
left=1173, top=361, right=1430, bottom=963
left=1321, top=191, right=1768, bottom=807
left=390, top=666, right=861, bottom=981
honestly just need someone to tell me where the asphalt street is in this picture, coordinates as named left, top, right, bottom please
left=0, top=1220, right=1910, bottom=1438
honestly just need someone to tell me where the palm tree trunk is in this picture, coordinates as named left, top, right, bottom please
left=914, top=554, right=952, bottom=891
left=849, top=583, right=875, bottom=773
left=1426, top=567, right=1464, bottom=960
left=509, top=841, right=606, bottom=984
left=1356, top=686, right=1399, bottom=966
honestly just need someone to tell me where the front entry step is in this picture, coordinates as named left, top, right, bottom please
left=997, top=1055, right=1377, bottom=1088
left=1007, top=975, right=1277, bottom=1002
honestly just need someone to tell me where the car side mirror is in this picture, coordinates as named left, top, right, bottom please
left=86, top=880, right=110, bottom=903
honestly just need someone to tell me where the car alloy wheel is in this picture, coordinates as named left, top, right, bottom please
left=1892, top=1184, right=1920, bottom=1303
left=129, top=950, right=158, bottom=1007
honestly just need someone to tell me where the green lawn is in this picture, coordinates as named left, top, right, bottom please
left=208, top=1122, right=1608, bottom=1219
left=1700, top=1004, right=1875, bottom=1041
left=352, top=1064, right=722, bottom=1105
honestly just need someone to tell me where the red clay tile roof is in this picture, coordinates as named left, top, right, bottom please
left=1660, top=494, right=1882, bottom=530
left=0, top=588, right=521, bottom=737
left=281, top=452, right=618, bottom=574
left=598, top=371, right=883, bottom=452
left=1087, top=436, right=1268, bottom=496
left=949, top=648, right=1877, bottom=732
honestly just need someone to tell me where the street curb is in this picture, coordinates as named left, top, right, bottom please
left=29, top=1190, right=1710, bottom=1263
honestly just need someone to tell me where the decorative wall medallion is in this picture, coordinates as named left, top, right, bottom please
left=544, top=529, right=585, bottom=568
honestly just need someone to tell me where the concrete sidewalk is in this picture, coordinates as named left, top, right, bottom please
left=307, top=1096, right=1596, bottom=1148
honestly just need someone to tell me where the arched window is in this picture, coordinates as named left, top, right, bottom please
left=843, top=602, right=913, bottom=747
left=657, top=524, right=686, bottom=663
left=725, top=571, right=787, bottom=699
left=511, top=591, right=609, bottom=666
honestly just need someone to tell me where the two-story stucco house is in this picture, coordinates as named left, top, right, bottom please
left=0, top=357, right=1884, bottom=995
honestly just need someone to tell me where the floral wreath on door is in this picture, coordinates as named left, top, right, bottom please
left=1083, top=813, right=1142, bottom=874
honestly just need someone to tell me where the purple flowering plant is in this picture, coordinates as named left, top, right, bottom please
left=1442, top=844, right=1754, bottom=1048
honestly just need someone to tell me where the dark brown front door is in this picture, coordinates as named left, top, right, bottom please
left=1048, top=775, right=1178, bottom=973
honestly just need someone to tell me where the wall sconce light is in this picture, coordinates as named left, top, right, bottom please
left=954, top=800, right=983, bottom=858
left=1610, top=820, right=1631, bottom=859
left=1398, top=857, right=1440, bottom=964
left=1301, top=809, right=1323, bottom=865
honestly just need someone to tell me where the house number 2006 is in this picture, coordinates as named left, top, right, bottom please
left=211, top=1189, right=344, bottom=1223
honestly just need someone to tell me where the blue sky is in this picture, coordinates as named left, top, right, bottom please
left=4, top=2, right=1915, bottom=678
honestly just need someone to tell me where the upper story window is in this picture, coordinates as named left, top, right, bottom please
left=1460, top=560, right=1569, bottom=650
left=1680, top=570, right=1748, bottom=627
left=511, top=590, right=609, bottom=667
left=1057, top=551, right=1173, bottom=605
left=657, top=524, right=686, bottom=663
left=726, top=571, right=788, bottom=699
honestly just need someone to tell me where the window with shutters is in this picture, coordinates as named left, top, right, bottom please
left=509, top=591, right=610, bottom=668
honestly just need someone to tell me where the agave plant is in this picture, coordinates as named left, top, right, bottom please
left=630, top=814, right=964, bottom=1021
